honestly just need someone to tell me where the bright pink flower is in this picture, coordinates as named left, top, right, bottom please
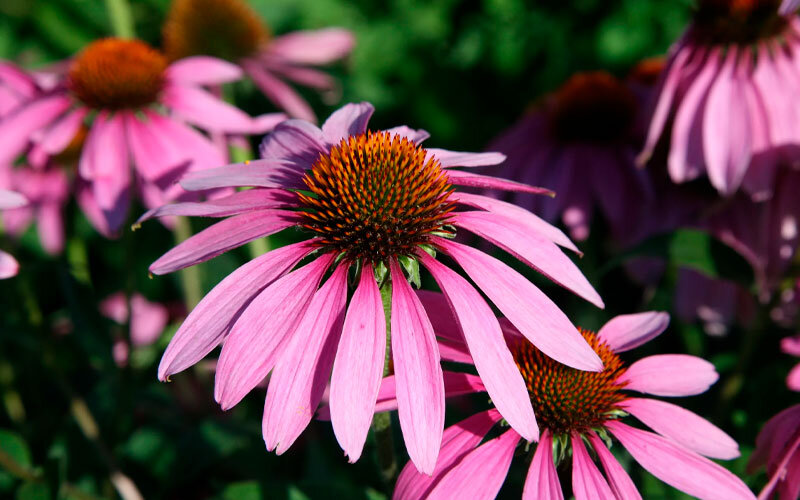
left=143, top=102, right=605, bottom=473
left=100, top=292, right=170, bottom=366
left=749, top=404, right=800, bottom=500
left=0, top=189, right=27, bottom=279
left=485, top=71, right=650, bottom=241
left=783, top=335, right=800, bottom=392
left=163, top=0, right=354, bottom=123
left=640, top=0, right=800, bottom=199
left=387, top=304, right=753, bottom=500
left=0, top=38, right=285, bottom=236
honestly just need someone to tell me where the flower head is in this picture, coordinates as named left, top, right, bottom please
left=142, top=102, right=606, bottom=473
left=389, top=306, right=754, bottom=500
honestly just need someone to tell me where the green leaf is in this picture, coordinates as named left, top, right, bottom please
left=287, top=486, right=311, bottom=500
left=221, top=481, right=263, bottom=500
left=16, top=483, right=50, bottom=500
left=0, top=430, right=31, bottom=470
left=398, top=255, right=421, bottom=289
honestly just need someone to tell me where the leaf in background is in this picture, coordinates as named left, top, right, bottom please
left=15, top=482, right=50, bottom=500
left=0, top=429, right=32, bottom=470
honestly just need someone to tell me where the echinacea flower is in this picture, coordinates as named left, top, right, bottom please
left=749, top=404, right=800, bottom=500
left=163, top=0, right=354, bottom=122
left=142, top=102, right=606, bottom=473
left=390, top=302, right=754, bottom=500
left=100, top=292, right=171, bottom=366
left=485, top=71, right=648, bottom=241
left=782, top=335, right=800, bottom=391
left=0, top=38, right=285, bottom=235
left=639, top=0, right=800, bottom=199
left=0, top=189, right=28, bottom=279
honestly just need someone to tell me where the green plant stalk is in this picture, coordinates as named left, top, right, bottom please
left=104, top=0, right=135, bottom=39
left=173, top=217, right=204, bottom=310
left=372, top=279, right=397, bottom=487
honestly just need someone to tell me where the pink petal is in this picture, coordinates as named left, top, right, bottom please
left=165, top=56, right=243, bottom=85
left=180, top=159, right=306, bottom=191
left=125, top=113, right=191, bottom=182
left=523, top=430, right=564, bottom=500
left=597, top=311, right=670, bottom=353
left=38, top=107, right=88, bottom=155
left=788, top=363, right=800, bottom=392
left=130, top=294, right=169, bottom=346
left=781, top=335, right=800, bottom=357
left=435, top=238, right=602, bottom=372
left=329, top=263, right=386, bottom=462
left=607, top=421, right=756, bottom=500
left=143, top=111, right=227, bottom=172
left=258, top=119, right=328, bottom=161
left=445, top=169, right=555, bottom=195
left=619, top=354, right=718, bottom=397
left=36, top=203, right=64, bottom=255
left=149, top=209, right=300, bottom=274
left=451, top=211, right=604, bottom=307
left=0, top=250, right=20, bottom=279
left=390, top=259, right=445, bottom=474
left=321, top=102, right=374, bottom=144
left=571, top=433, right=616, bottom=500
left=214, top=253, right=334, bottom=409
left=266, top=28, right=355, bottom=65
left=622, top=397, right=740, bottom=460
left=266, top=63, right=336, bottom=91
left=588, top=432, right=641, bottom=500
left=0, top=189, right=27, bottom=209
left=84, top=114, right=130, bottom=212
left=416, top=290, right=464, bottom=343
left=418, top=252, right=538, bottom=442
left=263, top=264, right=348, bottom=454
left=136, top=188, right=296, bottom=224
left=243, top=61, right=316, bottom=122
left=162, top=84, right=263, bottom=133
left=157, top=240, right=315, bottom=380
left=427, top=429, right=519, bottom=500
left=385, top=126, right=430, bottom=143
left=781, top=0, right=800, bottom=13
left=427, top=149, right=506, bottom=168
left=99, top=292, right=128, bottom=324
left=0, top=94, right=71, bottom=165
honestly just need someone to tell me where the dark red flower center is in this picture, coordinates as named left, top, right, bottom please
left=512, top=328, right=628, bottom=436
left=548, top=72, right=637, bottom=144
left=298, top=131, right=455, bottom=265
left=68, top=38, right=167, bottom=110
left=163, top=0, right=270, bottom=61
left=692, top=0, right=787, bottom=44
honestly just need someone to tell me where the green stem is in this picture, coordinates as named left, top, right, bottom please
left=104, top=0, right=135, bottom=39
left=372, top=279, right=397, bottom=487
left=173, top=217, right=203, bottom=310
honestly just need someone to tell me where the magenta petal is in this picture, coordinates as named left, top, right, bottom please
left=588, top=433, right=641, bottom=500
left=572, top=433, right=616, bottom=500
left=39, top=107, right=88, bottom=155
left=165, top=56, right=243, bottom=85
left=157, top=240, right=315, bottom=380
left=369, top=371, right=484, bottom=415
left=427, top=429, right=520, bottom=500
left=86, top=113, right=130, bottom=211
left=619, top=354, right=718, bottom=397
left=445, top=169, right=555, bottom=195
left=36, top=203, right=64, bottom=255
left=266, top=28, right=355, bottom=65
left=0, top=94, right=71, bottom=165
left=180, top=159, right=306, bottom=191
left=788, top=363, right=800, bottom=392
left=390, top=259, right=445, bottom=474
left=415, top=290, right=464, bottom=343
left=263, top=264, right=348, bottom=454
left=125, top=113, right=190, bottom=182
left=523, top=431, right=564, bottom=500
left=419, top=252, right=538, bottom=442
left=435, top=238, right=602, bottom=372
left=607, top=421, right=756, bottom=500
left=149, top=209, right=300, bottom=274
left=453, top=211, right=604, bottom=307
left=214, top=254, right=333, bottom=409
left=622, top=397, right=740, bottom=459
left=0, top=250, right=19, bottom=279
left=329, top=264, right=386, bottom=462
left=427, top=149, right=506, bottom=168
left=597, top=311, right=670, bottom=353
left=243, top=61, right=316, bottom=122
left=163, top=84, right=261, bottom=133
left=137, top=189, right=296, bottom=224
left=321, top=102, right=374, bottom=144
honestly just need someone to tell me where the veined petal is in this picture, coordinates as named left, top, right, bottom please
left=136, top=188, right=296, bottom=224
left=384, top=126, right=430, bottom=144
left=427, top=149, right=505, bottom=168
left=588, top=432, right=641, bottom=500
left=597, top=311, right=670, bottom=353
left=523, top=431, right=564, bottom=500
left=572, top=433, right=616, bottom=500
left=445, top=169, right=554, bottom=195
left=619, top=354, right=718, bottom=397
left=321, top=102, right=374, bottom=144
left=165, top=56, right=243, bottom=85
left=180, top=159, right=306, bottom=191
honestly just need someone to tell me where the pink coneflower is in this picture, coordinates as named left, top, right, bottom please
left=0, top=189, right=27, bottom=279
left=749, top=404, right=800, bottom=500
left=163, top=0, right=354, bottom=123
left=782, top=335, right=800, bottom=391
left=142, top=102, right=605, bottom=472
left=640, top=0, right=800, bottom=199
left=390, top=302, right=753, bottom=500
left=486, top=71, right=647, bottom=241
left=100, top=292, right=171, bottom=366
left=0, top=38, right=285, bottom=235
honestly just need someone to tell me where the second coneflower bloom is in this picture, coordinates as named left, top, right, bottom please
left=142, top=102, right=605, bottom=473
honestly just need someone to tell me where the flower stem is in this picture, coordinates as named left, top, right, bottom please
left=104, top=0, right=135, bottom=39
left=173, top=217, right=203, bottom=310
left=373, top=279, right=397, bottom=487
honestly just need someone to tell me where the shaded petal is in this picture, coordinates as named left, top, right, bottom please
left=620, top=354, right=718, bottom=397
left=523, top=430, right=564, bottom=500
left=258, top=118, right=327, bottom=162
left=136, top=188, right=296, bottom=224
left=0, top=94, right=71, bottom=165
left=39, top=107, right=88, bottom=155
left=445, top=169, right=554, bottom=195
left=428, top=149, right=505, bottom=168
left=330, top=263, right=386, bottom=462
left=418, top=252, right=538, bottom=441
left=415, top=290, right=464, bottom=343
left=243, top=61, right=316, bottom=122
left=321, top=102, right=374, bottom=144
left=597, top=311, right=670, bottom=353
left=162, top=84, right=265, bottom=133
left=266, top=28, right=355, bottom=65
left=588, top=432, right=641, bottom=500
left=623, top=397, right=740, bottom=459
left=384, top=126, right=430, bottom=143
left=180, top=159, right=306, bottom=191
left=125, top=112, right=191, bottom=182
left=165, top=56, right=243, bottom=85
left=157, top=240, right=315, bottom=380
left=390, top=259, right=445, bottom=474
left=572, top=433, right=616, bottom=500
left=607, top=421, right=756, bottom=500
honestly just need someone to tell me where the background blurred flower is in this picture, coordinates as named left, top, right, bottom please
left=782, top=335, right=800, bottom=391
left=0, top=189, right=27, bottom=278
left=100, top=292, right=170, bottom=366
left=749, top=404, right=800, bottom=500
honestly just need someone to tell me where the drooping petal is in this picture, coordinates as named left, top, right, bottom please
left=619, top=354, right=718, bottom=397
left=329, top=263, right=386, bottom=462
left=607, top=421, right=756, bottom=500
left=445, top=169, right=555, bottom=196
left=390, top=258, right=445, bottom=474
left=136, top=188, right=296, bottom=224
left=36, top=203, right=64, bottom=255
left=415, top=290, right=464, bottom=343
left=162, top=84, right=265, bottom=133
left=214, top=254, right=334, bottom=409
left=179, top=159, right=306, bottom=191
left=523, top=431, right=564, bottom=500
left=597, top=311, right=670, bottom=353
left=266, top=28, right=355, bottom=65
left=243, top=61, right=316, bottom=122
left=38, top=107, right=88, bottom=155
left=453, top=211, right=604, bottom=307
left=427, top=149, right=506, bottom=168
left=165, top=56, right=243, bottom=85
left=0, top=94, right=71, bottom=166
left=157, top=240, right=315, bottom=380
left=434, top=238, right=602, bottom=372
left=84, top=113, right=130, bottom=213
left=149, top=209, right=301, bottom=274
left=418, top=252, right=538, bottom=442
left=125, top=112, right=192, bottom=182
left=588, top=432, right=641, bottom=500
left=263, top=264, right=348, bottom=454
left=321, top=102, right=374, bottom=144
left=571, top=433, right=616, bottom=500
left=0, top=250, right=19, bottom=279
left=622, top=397, right=740, bottom=459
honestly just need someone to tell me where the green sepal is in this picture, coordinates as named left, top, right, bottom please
left=398, top=255, right=422, bottom=289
